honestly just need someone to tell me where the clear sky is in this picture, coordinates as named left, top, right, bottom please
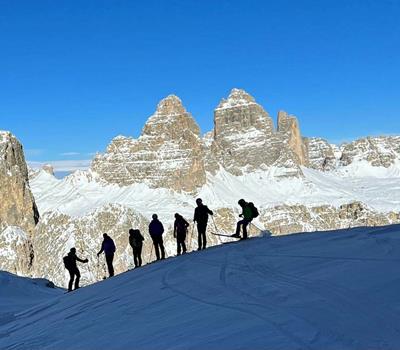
left=1, top=0, right=399, bottom=171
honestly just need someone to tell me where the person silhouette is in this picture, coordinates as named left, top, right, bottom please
left=63, top=247, right=88, bottom=292
left=149, top=214, right=166, bottom=261
left=232, top=199, right=253, bottom=239
left=174, top=213, right=189, bottom=255
left=129, top=229, right=144, bottom=267
left=97, top=233, right=116, bottom=277
left=193, top=198, right=213, bottom=250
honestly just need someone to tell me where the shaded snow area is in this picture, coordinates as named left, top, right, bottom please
left=0, top=272, right=62, bottom=316
left=1, top=225, right=400, bottom=350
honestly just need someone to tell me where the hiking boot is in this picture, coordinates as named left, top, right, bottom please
left=231, top=233, right=241, bottom=238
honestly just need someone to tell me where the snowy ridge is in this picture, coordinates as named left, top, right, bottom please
left=1, top=225, right=400, bottom=349
left=31, top=161, right=400, bottom=224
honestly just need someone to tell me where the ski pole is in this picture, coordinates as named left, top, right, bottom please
left=189, top=223, right=195, bottom=251
left=211, top=216, right=219, bottom=234
left=149, top=242, right=154, bottom=263
left=96, top=256, right=100, bottom=281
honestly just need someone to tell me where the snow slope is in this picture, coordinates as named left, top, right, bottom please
left=30, top=162, right=400, bottom=227
left=1, top=225, right=400, bottom=350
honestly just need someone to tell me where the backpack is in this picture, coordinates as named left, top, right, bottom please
left=63, top=255, right=72, bottom=270
left=248, top=202, right=259, bottom=219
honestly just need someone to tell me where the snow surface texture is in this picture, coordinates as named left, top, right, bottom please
left=1, top=225, right=400, bottom=350
left=30, top=160, right=400, bottom=226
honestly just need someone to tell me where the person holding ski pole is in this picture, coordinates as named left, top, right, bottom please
left=129, top=229, right=144, bottom=268
left=232, top=199, right=253, bottom=240
left=63, top=247, right=88, bottom=292
left=174, top=213, right=189, bottom=255
left=149, top=214, right=166, bottom=261
left=193, top=198, right=213, bottom=250
left=97, top=233, right=116, bottom=277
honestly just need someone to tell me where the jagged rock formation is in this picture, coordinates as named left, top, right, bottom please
left=305, top=137, right=337, bottom=171
left=0, top=131, right=38, bottom=276
left=92, top=95, right=206, bottom=192
left=42, top=164, right=54, bottom=176
left=340, top=136, right=400, bottom=167
left=206, top=89, right=305, bottom=177
left=277, top=110, right=308, bottom=166
left=0, top=131, right=39, bottom=235
left=260, top=202, right=400, bottom=235
left=0, top=226, right=33, bottom=276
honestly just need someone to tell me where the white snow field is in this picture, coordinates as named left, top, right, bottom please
left=1, top=224, right=400, bottom=350
left=30, top=161, right=400, bottom=225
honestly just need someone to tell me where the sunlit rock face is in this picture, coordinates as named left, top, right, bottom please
left=92, top=95, right=206, bottom=192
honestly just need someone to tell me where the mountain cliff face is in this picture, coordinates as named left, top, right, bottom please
left=91, top=95, right=206, bottom=192
left=340, top=136, right=400, bottom=167
left=0, top=131, right=39, bottom=234
left=206, top=89, right=304, bottom=177
left=0, top=131, right=38, bottom=275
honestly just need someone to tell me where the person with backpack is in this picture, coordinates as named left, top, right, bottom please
left=97, top=233, right=116, bottom=277
left=63, top=247, right=88, bottom=292
left=129, top=229, right=144, bottom=268
left=174, top=213, right=189, bottom=255
left=232, top=199, right=258, bottom=240
left=193, top=198, right=213, bottom=250
left=149, top=214, right=165, bottom=261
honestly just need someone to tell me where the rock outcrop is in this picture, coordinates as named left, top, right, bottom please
left=0, top=226, right=33, bottom=276
left=0, top=131, right=38, bottom=276
left=305, top=137, right=337, bottom=171
left=207, top=90, right=305, bottom=177
left=0, top=131, right=39, bottom=235
left=340, top=136, right=400, bottom=167
left=260, top=202, right=400, bottom=235
left=92, top=95, right=206, bottom=192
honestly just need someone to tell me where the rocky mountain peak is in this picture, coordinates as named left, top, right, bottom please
left=0, top=131, right=39, bottom=232
left=42, top=164, right=54, bottom=176
left=277, top=111, right=307, bottom=165
left=155, top=94, right=186, bottom=115
left=142, top=95, right=200, bottom=138
left=92, top=95, right=206, bottom=192
left=216, top=88, right=256, bottom=110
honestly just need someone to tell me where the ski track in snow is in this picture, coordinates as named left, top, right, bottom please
left=1, top=225, right=400, bottom=349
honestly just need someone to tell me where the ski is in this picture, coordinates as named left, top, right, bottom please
left=211, top=232, right=241, bottom=239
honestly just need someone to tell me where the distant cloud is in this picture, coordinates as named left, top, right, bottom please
left=28, top=159, right=91, bottom=172
left=60, top=152, right=81, bottom=156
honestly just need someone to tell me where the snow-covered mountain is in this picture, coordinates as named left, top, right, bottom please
left=1, top=225, right=400, bottom=350
left=1, top=88, right=400, bottom=287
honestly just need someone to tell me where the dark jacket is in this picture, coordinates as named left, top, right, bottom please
left=98, top=236, right=116, bottom=255
left=241, top=203, right=253, bottom=221
left=194, top=204, right=213, bottom=225
left=174, top=216, right=189, bottom=237
left=129, top=230, right=144, bottom=248
left=149, top=219, right=164, bottom=238
left=65, top=252, right=86, bottom=270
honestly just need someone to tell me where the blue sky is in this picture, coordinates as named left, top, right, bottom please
left=1, top=0, right=399, bottom=171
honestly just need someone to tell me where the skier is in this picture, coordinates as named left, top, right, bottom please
left=63, top=247, right=88, bottom=292
left=97, top=233, right=116, bottom=277
left=232, top=199, right=254, bottom=240
left=129, top=229, right=144, bottom=268
left=174, top=213, right=189, bottom=255
left=193, top=198, right=213, bottom=250
left=149, top=214, right=165, bottom=261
